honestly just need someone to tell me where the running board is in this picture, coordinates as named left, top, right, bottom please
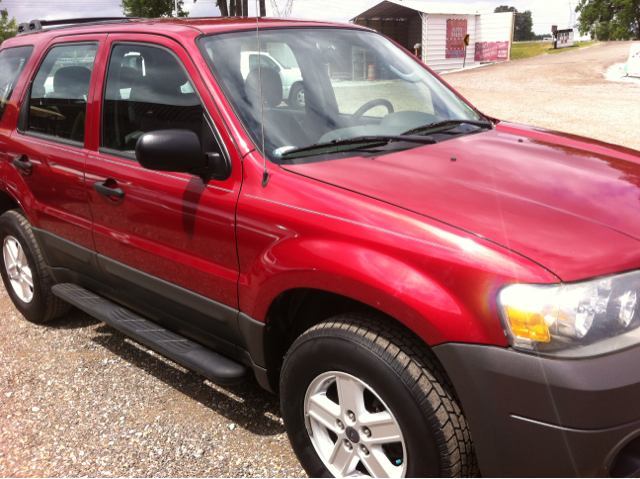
left=52, top=283, right=247, bottom=385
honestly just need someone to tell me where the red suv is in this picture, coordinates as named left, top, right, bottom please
left=2, top=17, right=640, bottom=478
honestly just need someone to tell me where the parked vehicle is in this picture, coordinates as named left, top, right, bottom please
left=239, top=51, right=305, bottom=109
left=3, top=16, right=640, bottom=478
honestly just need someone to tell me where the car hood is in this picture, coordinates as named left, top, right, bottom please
left=283, top=122, right=640, bottom=281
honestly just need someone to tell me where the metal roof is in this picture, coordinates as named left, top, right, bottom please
left=351, top=0, right=478, bottom=21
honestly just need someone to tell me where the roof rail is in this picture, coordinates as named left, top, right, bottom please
left=17, top=17, right=140, bottom=35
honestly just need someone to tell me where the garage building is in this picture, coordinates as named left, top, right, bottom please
left=351, top=0, right=515, bottom=73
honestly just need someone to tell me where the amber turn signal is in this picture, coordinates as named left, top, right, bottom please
left=504, top=306, right=551, bottom=342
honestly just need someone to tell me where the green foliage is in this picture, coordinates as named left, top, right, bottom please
left=0, top=7, right=18, bottom=45
left=515, top=11, right=535, bottom=41
left=494, top=6, right=536, bottom=41
left=511, top=41, right=597, bottom=59
left=575, top=0, right=639, bottom=39
left=121, top=0, right=195, bottom=17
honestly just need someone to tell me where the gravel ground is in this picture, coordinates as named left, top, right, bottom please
left=0, top=285, right=304, bottom=477
left=442, top=41, right=640, bottom=151
left=2, top=40, right=639, bottom=479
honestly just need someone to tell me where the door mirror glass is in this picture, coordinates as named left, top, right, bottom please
left=136, top=129, right=230, bottom=182
left=136, top=129, right=205, bottom=172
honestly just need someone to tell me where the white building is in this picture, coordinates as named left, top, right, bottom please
left=352, top=0, right=515, bottom=73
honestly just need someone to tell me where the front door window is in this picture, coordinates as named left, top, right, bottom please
left=102, top=44, right=203, bottom=155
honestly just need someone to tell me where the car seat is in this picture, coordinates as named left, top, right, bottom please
left=244, top=67, right=311, bottom=151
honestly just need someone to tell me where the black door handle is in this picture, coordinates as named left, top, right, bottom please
left=93, top=180, right=125, bottom=199
left=13, top=155, right=33, bottom=175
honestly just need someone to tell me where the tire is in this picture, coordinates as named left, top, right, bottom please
left=0, top=209, right=70, bottom=324
left=280, top=314, right=477, bottom=478
left=288, top=82, right=305, bottom=110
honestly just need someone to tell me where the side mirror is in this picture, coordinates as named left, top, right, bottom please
left=136, top=129, right=231, bottom=182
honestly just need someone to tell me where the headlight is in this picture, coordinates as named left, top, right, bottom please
left=498, top=270, right=640, bottom=357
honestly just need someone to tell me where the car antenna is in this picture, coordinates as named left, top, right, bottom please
left=256, top=1, right=269, bottom=187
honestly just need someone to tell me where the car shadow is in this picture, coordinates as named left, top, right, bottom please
left=89, top=323, right=285, bottom=437
left=44, top=306, right=102, bottom=329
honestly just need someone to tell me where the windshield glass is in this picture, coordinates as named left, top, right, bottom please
left=199, top=28, right=482, bottom=162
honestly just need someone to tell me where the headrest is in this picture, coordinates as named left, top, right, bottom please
left=245, top=67, right=283, bottom=108
left=152, top=59, right=189, bottom=92
left=119, top=66, right=142, bottom=89
left=52, top=66, right=92, bottom=99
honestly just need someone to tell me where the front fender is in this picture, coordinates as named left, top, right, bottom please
left=236, top=155, right=559, bottom=347
left=241, top=237, right=463, bottom=344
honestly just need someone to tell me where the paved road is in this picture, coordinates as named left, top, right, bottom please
left=2, top=41, right=639, bottom=479
left=443, top=41, right=640, bottom=151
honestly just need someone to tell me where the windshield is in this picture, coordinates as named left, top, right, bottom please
left=199, top=28, right=483, bottom=162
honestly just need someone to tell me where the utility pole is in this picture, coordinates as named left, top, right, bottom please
left=174, top=0, right=178, bottom=16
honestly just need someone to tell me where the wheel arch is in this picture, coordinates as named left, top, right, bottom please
left=0, top=188, right=22, bottom=216
left=290, top=80, right=304, bottom=92
left=262, top=287, right=407, bottom=393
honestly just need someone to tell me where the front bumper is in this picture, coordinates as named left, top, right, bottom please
left=433, top=343, right=640, bottom=477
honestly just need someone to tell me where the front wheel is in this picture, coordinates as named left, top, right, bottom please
left=280, top=315, right=477, bottom=478
left=288, top=83, right=305, bottom=110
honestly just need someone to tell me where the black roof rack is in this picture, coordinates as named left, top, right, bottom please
left=17, top=17, right=141, bottom=35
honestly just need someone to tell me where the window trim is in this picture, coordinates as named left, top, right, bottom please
left=98, top=40, right=231, bottom=175
left=17, top=40, right=100, bottom=149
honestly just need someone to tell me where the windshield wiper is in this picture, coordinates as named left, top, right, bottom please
left=402, top=119, right=493, bottom=136
left=279, top=135, right=436, bottom=160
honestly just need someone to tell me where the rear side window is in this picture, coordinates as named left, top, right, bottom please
left=0, top=46, right=34, bottom=124
left=102, top=44, right=203, bottom=154
left=27, top=43, right=98, bottom=144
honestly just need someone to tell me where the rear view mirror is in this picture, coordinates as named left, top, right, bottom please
left=136, top=129, right=230, bottom=182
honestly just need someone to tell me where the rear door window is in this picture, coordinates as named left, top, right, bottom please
left=102, top=43, right=203, bottom=154
left=0, top=46, right=34, bottom=124
left=26, top=43, right=98, bottom=143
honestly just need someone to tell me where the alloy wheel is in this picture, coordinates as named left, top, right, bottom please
left=304, top=371, right=407, bottom=478
left=3, top=235, right=34, bottom=303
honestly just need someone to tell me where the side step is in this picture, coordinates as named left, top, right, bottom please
left=52, top=283, right=247, bottom=385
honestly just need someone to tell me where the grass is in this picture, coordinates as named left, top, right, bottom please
left=511, top=41, right=597, bottom=60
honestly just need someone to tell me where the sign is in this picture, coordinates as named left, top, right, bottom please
left=446, top=19, right=467, bottom=59
left=555, top=29, right=574, bottom=48
left=552, top=25, right=557, bottom=34
left=624, top=43, right=640, bottom=77
left=474, top=42, right=509, bottom=62
left=463, top=34, right=470, bottom=47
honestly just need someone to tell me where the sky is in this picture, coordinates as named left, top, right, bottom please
left=6, top=0, right=581, bottom=36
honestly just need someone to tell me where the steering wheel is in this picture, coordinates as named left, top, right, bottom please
left=351, top=99, right=394, bottom=123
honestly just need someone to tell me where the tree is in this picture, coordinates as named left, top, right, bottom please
left=0, top=3, right=18, bottom=45
left=121, top=0, right=196, bottom=17
left=216, top=0, right=253, bottom=16
left=575, top=0, right=639, bottom=40
left=494, top=5, right=535, bottom=41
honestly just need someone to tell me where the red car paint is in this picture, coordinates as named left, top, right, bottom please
left=2, top=18, right=639, bottom=353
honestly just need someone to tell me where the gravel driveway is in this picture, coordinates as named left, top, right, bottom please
left=0, top=287, right=304, bottom=477
left=442, top=41, right=640, bottom=151
left=2, top=41, right=640, bottom=479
